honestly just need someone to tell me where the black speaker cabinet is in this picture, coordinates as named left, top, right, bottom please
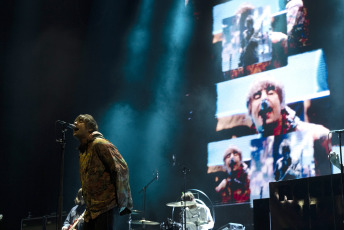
left=21, top=215, right=66, bottom=230
left=269, top=174, right=344, bottom=230
left=253, top=198, right=270, bottom=230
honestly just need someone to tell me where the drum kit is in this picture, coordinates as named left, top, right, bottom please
left=130, top=158, right=207, bottom=230
left=130, top=201, right=207, bottom=230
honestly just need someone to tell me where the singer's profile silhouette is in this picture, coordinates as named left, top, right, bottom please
left=72, top=114, right=133, bottom=230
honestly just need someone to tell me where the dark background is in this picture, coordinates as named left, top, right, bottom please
left=1, top=0, right=344, bottom=229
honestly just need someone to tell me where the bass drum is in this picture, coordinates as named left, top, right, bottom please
left=160, top=218, right=181, bottom=230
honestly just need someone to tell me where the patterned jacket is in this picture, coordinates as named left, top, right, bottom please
left=79, top=131, right=133, bottom=221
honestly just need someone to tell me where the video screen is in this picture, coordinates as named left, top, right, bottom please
left=207, top=0, right=332, bottom=205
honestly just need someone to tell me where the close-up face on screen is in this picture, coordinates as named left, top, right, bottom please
left=207, top=0, right=333, bottom=207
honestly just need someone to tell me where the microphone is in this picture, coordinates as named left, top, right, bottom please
left=329, top=129, right=344, bottom=133
left=230, top=158, right=235, bottom=168
left=258, top=99, right=272, bottom=116
left=56, top=120, right=76, bottom=130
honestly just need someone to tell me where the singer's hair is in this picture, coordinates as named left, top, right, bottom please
left=75, top=114, right=98, bottom=132
left=181, top=192, right=195, bottom=202
left=246, top=75, right=285, bottom=116
left=74, top=188, right=84, bottom=205
left=223, top=145, right=242, bottom=161
left=279, top=139, right=291, bottom=155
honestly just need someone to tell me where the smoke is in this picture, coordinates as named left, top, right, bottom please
left=124, top=0, right=154, bottom=82
left=101, top=103, right=138, bottom=148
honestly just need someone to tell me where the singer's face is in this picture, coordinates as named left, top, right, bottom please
left=224, top=151, right=240, bottom=168
left=250, top=88, right=282, bottom=130
left=73, top=118, right=89, bottom=141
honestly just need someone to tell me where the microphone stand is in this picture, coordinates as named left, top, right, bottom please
left=139, top=171, right=158, bottom=223
left=259, top=99, right=269, bottom=136
left=174, top=165, right=191, bottom=230
left=182, top=166, right=190, bottom=230
left=55, top=125, right=68, bottom=230
left=172, top=156, right=190, bottom=230
left=337, top=132, right=344, bottom=225
left=230, top=162, right=235, bottom=202
left=261, top=114, right=267, bottom=136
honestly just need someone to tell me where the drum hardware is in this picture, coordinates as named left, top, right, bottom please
left=128, top=210, right=143, bottom=230
left=139, top=170, right=159, bottom=218
left=133, top=170, right=158, bottom=229
left=160, top=218, right=182, bottom=230
left=169, top=154, right=191, bottom=230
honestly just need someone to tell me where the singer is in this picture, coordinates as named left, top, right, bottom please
left=214, top=146, right=250, bottom=203
left=73, top=114, right=133, bottom=230
left=246, top=75, right=331, bottom=175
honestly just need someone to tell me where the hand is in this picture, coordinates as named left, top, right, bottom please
left=215, top=179, right=227, bottom=192
left=329, top=151, right=341, bottom=169
left=195, top=220, right=208, bottom=226
left=62, top=227, right=68, bottom=230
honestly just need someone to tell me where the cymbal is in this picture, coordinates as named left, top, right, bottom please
left=131, top=219, right=160, bottom=225
left=166, top=201, right=195, bottom=207
left=131, top=210, right=142, bottom=214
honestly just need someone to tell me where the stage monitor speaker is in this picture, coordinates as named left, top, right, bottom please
left=217, top=222, right=246, bottom=230
left=213, top=203, right=252, bottom=229
left=21, top=215, right=66, bottom=230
